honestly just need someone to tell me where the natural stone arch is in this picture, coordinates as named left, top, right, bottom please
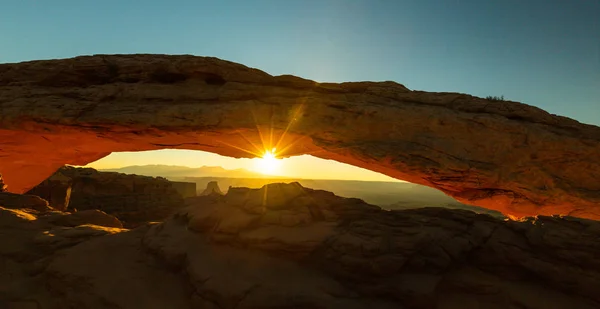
left=0, top=54, right=599, bottom=219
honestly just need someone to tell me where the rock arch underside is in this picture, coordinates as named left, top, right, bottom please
left=0, top=54, right=599, bottom=219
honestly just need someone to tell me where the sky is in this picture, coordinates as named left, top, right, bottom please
left=2, top=0, right=599, bottom=181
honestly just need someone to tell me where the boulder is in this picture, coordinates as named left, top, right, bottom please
left=0, top=192, right=52, bottom=212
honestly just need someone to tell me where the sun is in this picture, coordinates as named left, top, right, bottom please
left=255, top=148, right=281, bottom=175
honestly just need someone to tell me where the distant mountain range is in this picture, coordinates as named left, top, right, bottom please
left=101, top=165, right=276, bottom=179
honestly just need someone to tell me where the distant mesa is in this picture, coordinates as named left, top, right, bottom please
left=199, top=181, right=224, bottom=196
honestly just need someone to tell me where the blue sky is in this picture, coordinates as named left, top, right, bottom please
left=1, top=0, right=599, bottom=180
left=1, top=0, right=598, bottom=125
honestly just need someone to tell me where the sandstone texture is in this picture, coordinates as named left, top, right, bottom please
left=0, top=54, right=599, bottom=219
left=26, top=166, right=191, bottom=227
left=1, top=182, right=599, bottom=309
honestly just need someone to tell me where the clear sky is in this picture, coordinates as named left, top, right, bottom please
left=2, top=0, right=598, bottom=181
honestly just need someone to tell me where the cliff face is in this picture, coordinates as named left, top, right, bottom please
left=1, top=55, right=600, bottom=219
left=26, top=171, right=72, bottom=211
left=1, top=183, right=599, bottom=308
left=26, top=166, right=193, bottom=227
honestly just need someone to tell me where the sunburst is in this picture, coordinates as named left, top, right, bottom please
left=212, top=103, right=314, bottom=177
left=255, top=147, right=281, bottom=175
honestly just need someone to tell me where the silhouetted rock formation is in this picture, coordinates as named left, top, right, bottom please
left=1, top=55, right=600, bottom=219
left=27, top=166, right=194, bottom=227
left=2, top=183, right=597, bottom=308
left=26, top=170, right=72, bottom=211
left=199, top=180, right=224, bottom=196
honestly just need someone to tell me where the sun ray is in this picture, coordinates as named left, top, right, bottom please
left=235, top=130, right=267, bottom=156
left=213, top=99, right=310, bottom=170
left=268, top=110, right=274, bottom=152
left=250, top=107, right=271, bottom=154
left=214, top=140, right=263, bottom=158
left=274, top=135, right=311, bottom=157
left=274, top=102, right=305, bottom=152
left=262, top=183, right=268, bottom=209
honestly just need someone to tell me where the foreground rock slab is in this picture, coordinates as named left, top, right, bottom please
left=1, top=54, right=600, bottom=219
left=1, top=183, right=599, bottom=308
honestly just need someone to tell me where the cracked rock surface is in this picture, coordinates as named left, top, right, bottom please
left=1, top=55, right=600, bottom=219
left=1, top=183, right=599, bottom=308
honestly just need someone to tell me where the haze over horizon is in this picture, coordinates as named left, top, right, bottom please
left=85, top=150, right=403, bottom=182
left=3, top=0, right=598, bottom=181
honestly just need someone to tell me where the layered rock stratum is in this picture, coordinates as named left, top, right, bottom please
left=0, top=54, right=599, bottom=218
left=1, top=183, right=599, bottom=308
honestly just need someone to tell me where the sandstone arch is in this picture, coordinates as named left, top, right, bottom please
left=0, top=54, right=599, bottom=219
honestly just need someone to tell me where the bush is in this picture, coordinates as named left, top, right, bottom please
left=485, top=95, right=506, bottom=101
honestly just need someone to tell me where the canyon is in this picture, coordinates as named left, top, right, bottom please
left=1, top=54, right=600, bottom=308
